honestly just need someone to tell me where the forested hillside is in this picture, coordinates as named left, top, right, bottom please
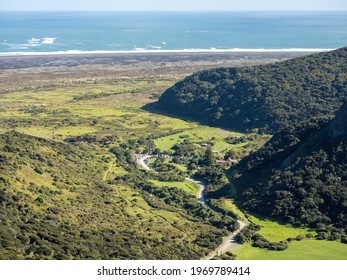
left=0, top=132, right=232, bottom=259
left=156, top=47, right=347, bottom=133
left=233, top=102, right=347, bottom=238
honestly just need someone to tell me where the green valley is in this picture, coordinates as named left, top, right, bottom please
left=1, top=50, right=346, bottom=260
left=0, top=75, right=255, bottom=259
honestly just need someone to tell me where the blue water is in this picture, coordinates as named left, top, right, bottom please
left=0, top=11, right=346, bottom=54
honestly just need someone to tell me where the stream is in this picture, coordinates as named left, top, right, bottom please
left=185, top=178, right=210, bottom=209
left=135, top=153, right=246, bottom=259
left=135, top=154, right=210, bottom=208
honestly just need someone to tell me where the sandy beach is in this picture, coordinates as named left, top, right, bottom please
left=0, top=51, right=316, bottom=93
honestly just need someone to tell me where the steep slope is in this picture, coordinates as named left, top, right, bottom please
left=233, top=103, right=347, bottom=232
left=0, top=132, right=228, bottom=259
left=156, top=47, right=347, bottom=133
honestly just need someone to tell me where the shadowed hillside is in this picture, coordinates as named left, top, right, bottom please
left=233, top=102, right=347, bottom=239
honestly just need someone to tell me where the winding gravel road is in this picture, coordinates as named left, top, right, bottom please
left=135, top=154, right=247, bottom=259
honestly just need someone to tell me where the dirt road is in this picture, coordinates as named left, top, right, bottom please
left=135, top=153, right=247, bottom=260
left=204, top=220, right=247, bottom=260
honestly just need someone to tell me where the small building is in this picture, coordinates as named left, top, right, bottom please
left=215, top=158, right=239, bottom=165
left=216, top=159, right=229, bottom=165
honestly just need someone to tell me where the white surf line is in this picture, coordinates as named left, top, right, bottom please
left=0, top=48, right=334, bottom=57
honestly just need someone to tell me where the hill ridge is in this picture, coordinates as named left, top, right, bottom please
left=233, top=102, right=347, bottom=233
left=156, top=47, right=347, bottom=133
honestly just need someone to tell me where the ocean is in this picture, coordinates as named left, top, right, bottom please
left=0, top=11, right=346, bottom=55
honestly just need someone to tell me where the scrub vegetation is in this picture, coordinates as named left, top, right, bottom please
left=1, top=49, right=346, bottom=260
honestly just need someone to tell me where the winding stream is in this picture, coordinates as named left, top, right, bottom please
left=135, top=154, right=246, bottom=259
left=135, top=154, right=209, bottom=208
left=185, top=178, right=210, bottom=209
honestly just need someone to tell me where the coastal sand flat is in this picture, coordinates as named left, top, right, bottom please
left=0, top=51, right=312, bottom=93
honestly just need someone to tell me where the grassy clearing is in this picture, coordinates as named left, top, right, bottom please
left=150, top=180, right=199, bottom=196
left=16, top=166, right=54, bottom=191
left=0, top=80, right=189, bottom=144
left=112, top=166, right=128, bottom=177
left=223, top=198, right=311, bottom=242
left=54, top=126, right=99, bottom=137
left=157, top=118, right=192, bottom=130
left=66, top=106, right=132, bottom=118
left=247, top=214, right=311, bottom=242
left=15, top=127, right=55, bottom=139
left=16, top=125, right=98, bottom=139
left=154, top=127, right=244, bottom=152
left=233, top=240, right=347, bottom=260
left=222, top=199, right=248, bottom=221
left=169, top=162, right=188, bottom=172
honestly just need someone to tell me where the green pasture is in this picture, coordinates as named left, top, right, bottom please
left=223, top=199, right=311, bottom=242
left=233, top=240, right=347, bottom=260
left=154, top=127, right=245, bottom=153
left=247, top=214, right=311, bottom=242
left=150, top=179, right=200, bottom=196
left=0, top=79, right=257, bottom=163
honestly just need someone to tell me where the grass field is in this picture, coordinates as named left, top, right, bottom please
left=154, top=127, right=245, bottom=153
left=219, top=192, right=346, bottom=260
left=223, top=199, right=311, bottom=242
left=150, top=179, right=199, bottom=196
left=0, top=76, right=265, bottom=161
left=233, top=240, right=347, bottom=260
left=247, top=214, right=311, bottom=242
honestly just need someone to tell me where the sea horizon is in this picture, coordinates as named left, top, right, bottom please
left=0, top=11, right=346, bottom=56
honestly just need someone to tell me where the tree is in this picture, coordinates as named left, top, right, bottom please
left=203, top=146, right=215, bottom=166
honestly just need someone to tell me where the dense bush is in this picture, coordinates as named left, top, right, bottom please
left=236, top=224, right=261, bottom=243
left=156, top=47, right=347, bottom=133
left=0, top=132, right=235, bottom=259
left=252, top=234, right=288, bottom=251
left=234, top=103, right=347, bottom=236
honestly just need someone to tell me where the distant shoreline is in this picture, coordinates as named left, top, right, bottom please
left=0, top=49, right=325, bottom=92
left=0, top=48, right=334, bottom=57
left=0, top=49, right=328, bottom=71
